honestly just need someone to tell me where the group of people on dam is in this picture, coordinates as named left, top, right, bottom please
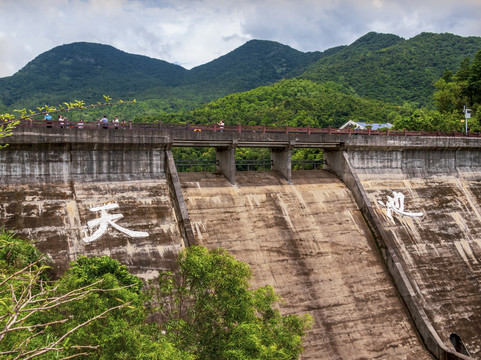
left=44, top=112, right=128, bottom=129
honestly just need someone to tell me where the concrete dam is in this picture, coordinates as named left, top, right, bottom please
left=1, top=126, right=481, bottom=359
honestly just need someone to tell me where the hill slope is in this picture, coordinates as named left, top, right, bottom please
left=1, top=32, right=480, bottom=112
left=300, top=32, right=481, bottom=106
left=0, top=42, right=187, bottom=107
left=0, top=40, right=327, bottom=110
left=180, top=40, right=325, bottom=100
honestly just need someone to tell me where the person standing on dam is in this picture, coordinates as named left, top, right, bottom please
left=101, top=115, right=109, bottom=129
left=217, top=120, right=224, bottom=132
left=44, top=112, right=52, bottom=128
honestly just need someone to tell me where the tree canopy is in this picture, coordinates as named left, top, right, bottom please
left=0, top=230, right=311, bottom=359
left=430, top=49, right=481, bottom=132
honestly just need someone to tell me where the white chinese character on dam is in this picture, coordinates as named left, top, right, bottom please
left=378, top=191, right=423, bottom=220
left=82, top=203, right=149, bottom=243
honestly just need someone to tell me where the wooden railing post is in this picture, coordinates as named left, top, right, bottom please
left=262, top=125, right=266, bottom=134
left=307, top=125, right=311, bottom=135
left=238, top=123, right=242, bottom=133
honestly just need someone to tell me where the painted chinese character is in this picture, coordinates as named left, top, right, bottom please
left=82, top=203, right=149, bottom=243
left=378, top=191, right=423, bottom=220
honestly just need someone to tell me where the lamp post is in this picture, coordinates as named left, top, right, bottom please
left=464, top=105, right=471, bottom=135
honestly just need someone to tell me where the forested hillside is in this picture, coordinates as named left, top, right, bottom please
left=0, top=42, right=187, bottom=109
left=1, top=32, right=480, bottom=115
left=0, top=40, right=326, bottom=111
left=154, top=79, right=406, bottom=129
left=301, top=32, right=481, bottom=106
left=181, top=40, right=326, bottom=102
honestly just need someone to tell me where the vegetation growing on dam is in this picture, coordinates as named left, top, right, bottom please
left=0, top=230, right=311, bottom=359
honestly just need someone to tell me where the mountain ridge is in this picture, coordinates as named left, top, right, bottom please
left=1, top=32, right=480, bottom=111
left=300, top=32, right=481, bottom=105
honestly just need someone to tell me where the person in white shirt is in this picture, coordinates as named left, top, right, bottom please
left=113, top=116, right=119, bottom=129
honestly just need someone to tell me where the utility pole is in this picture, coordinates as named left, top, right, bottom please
left=464, top=105, right=471, bottom=135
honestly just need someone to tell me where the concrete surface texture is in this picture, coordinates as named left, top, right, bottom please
left=349, top=149, right=481, bottom=357
left=0, top=179, right=183, bottom=279
left=5, top=127, right=481, bottom=358
left=0, top=128, right=183, bottom=278
left=178, top=170, right=433, bottom=360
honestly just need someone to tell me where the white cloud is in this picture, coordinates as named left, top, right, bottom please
left=0, top=0, right=480, bottom=77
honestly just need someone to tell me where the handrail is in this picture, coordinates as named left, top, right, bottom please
left=16, top=119, right=481, bottom=138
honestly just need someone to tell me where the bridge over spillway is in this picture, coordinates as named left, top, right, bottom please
left=2, top=124, right=481, bottom=359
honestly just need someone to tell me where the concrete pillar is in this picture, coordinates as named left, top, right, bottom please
left=216, top=140, right=237, bottom=185
left=270, top=141, right=294, bottom=184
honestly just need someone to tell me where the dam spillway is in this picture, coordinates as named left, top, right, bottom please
left=178, top=170, right=431, bottom=359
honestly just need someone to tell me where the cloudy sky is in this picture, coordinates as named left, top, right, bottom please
left=1, top=0, right=480, bottom=78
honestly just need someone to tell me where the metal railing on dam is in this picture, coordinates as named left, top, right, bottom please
left=15, top=119, right=481, bottom=154
left=17, top=119, right=481, bottom=138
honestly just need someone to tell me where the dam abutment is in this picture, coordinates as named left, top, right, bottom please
left=325, top=148, right=472, bottom=360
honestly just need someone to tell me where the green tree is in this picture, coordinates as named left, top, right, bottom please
left=0, top=231, right=190, bottom=360
left=431, top=50, right=481, bottom=132
left=465, top=50, right=481, bottom=106
left=0, top=114, right=19, bottom=150
left=433, top=77, right=464, bottom=114
left=0, top=231, right=137, bottom=359
left=150, top=246, right=312, bottom=360
left=1, top=231, right=310, bottom=359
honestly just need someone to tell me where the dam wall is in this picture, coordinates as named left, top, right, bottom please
left=0, top=127, right=184, bottom=277
left=178, top=170, right=432, bottom=359
left=3, top=127, right=481, bottom=358
left=325, top=146, right=481, bottom=359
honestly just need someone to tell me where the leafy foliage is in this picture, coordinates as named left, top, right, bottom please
left=154, top=79, right=408, bottom=129
left=0, top=114, right=19, bottom=150
left=0, top=231, right=310, bottom=359
left=430, top=49, right=481, bottom=132
left=0, top=229, right=44, bottom=270
left=0, top=230, right=160, bottom=359
left=150, top=246, right=312, bottom=360
left=301, top=32, right=481, bottom=106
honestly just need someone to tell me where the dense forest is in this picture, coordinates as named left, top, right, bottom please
left=1, top=32, right=481, bottom=114
left=300, top=32, right=481, bottom=106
